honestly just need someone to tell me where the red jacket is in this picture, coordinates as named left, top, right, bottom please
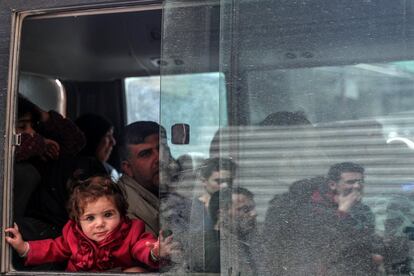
left=25, top=218, right=159, bottom=271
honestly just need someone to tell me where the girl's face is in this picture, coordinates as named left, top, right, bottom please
left=96, top=128, right=116, bottom=163
left=79, top=196, right=121, bottom=242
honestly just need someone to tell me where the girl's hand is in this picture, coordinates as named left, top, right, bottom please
left=5, top=223, right=29, bottom=257
left=145, top=230, right=181, bottom=260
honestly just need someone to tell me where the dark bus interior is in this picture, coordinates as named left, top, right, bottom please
left=19, top=7, right=164, bottom=170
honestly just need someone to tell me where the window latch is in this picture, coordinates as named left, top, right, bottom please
left=13, top=133, right=21, bottom=146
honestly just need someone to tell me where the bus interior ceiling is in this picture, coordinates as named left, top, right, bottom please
left=20, top=9, right=162, bottom=81
left=18, top=1, right=414, bottom=119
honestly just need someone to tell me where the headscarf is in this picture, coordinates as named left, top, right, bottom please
left=75, top=113, right=112, bottom=158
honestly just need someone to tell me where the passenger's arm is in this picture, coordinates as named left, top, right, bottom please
left=130, top=221, right=159, bottom=269
left=39, top=110, right=86, bottom=156
left=5, top=223, right=29, bottom=256
left=24, top=222, right=72, bottom=266
left=145, top=230, right=180, bottom=260
left=24, top=236, right=71, bottom=266
left=337, top=190, right=361, bottom=214
left=15, top=133, right=46, bottom=162
left=5, top=222, right=70, bottom=265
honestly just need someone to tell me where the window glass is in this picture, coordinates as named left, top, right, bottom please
left=246, top=61, right=414, bottom=222
left=223, top=1, right=414, bottom=275
left=161, top=0, right=414, bottom=275
left=248, top=64, right=414, bottom=126
left=125, top=76, right=161, bottom=123
left=125, top=72, right=227, bottom=159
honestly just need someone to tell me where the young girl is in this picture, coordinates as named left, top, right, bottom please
left=5, top=175, right=175, bottom=272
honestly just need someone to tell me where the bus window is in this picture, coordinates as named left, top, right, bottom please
left=125, top=72, right=227, bottom=160
left=4, top=0, right=414, bottom=275
left=161, top=0, right=414, bottom=275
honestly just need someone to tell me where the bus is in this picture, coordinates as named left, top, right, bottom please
left=1, top=0, right=414, bottom=274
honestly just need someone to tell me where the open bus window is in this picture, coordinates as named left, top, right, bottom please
left=4, top=3, right=167, bottom=274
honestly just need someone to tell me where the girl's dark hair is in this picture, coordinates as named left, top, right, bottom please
left=67, top=175, right=128, bottom=221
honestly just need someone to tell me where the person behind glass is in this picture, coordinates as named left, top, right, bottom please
left=75, top=113, right=119, bottom=181
left=5, top=175, right=177, bottom=272
left=14, top=95, right=86, bottom=223
left=311, top=162, right=383, bottom=275
left=191, top=157, right=237, bottom=231
left=200, top=187, right=258, bottom=274
left=187, top=157, right=237, bottom=272
left=263, top=176, right=324, bottom=275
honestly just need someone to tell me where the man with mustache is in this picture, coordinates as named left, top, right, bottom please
left=118, top=121, right=164, bottom=235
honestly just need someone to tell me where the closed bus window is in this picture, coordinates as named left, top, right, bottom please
left=125, top=72, right=227, bottom=159
left=161, top=0, right=414, bottom=275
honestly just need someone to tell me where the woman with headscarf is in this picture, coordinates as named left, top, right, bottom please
left=75, top=113, right=119, bottom=180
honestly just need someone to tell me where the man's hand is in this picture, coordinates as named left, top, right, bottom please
left=5, top=223, right=29, bottom=257
left=337, top=190, right=361, bottom=213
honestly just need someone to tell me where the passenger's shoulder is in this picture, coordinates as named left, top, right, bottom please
left=118, top=175, right=139, bottom=189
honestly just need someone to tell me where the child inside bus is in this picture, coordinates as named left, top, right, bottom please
left=5, top=175, right=176, bottom=272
